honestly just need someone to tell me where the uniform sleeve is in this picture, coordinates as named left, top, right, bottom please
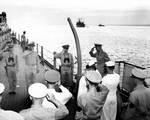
left=77, top=76, right=88, bottom=99
left=103, top=52, right=110, bottom=62
left=89, top=50, right=96, bottom=57
left=59, top=85, right=72, bottom=104
left=54, top=51, right=63, bottom=59
left=54, top=104, right=69, bottom=120
left=99, top=84, right=109, bottom=103
left=101, top=77, right=107, bottom=86
left=78, top=94, right=86, bottom=109
left=129, top=92, right=136, bottom=105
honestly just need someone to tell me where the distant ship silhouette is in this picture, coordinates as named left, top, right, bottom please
left=98, top=24, right=105, bottom=27
left=76, top=19, right=85, bottom=27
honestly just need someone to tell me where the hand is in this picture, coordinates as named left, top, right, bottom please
left=46, top=93, right=56, bottom=102
left=91, top=47, right=95, bottom=51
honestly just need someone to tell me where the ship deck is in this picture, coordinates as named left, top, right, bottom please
left=0, top=43, right=48, bottom=91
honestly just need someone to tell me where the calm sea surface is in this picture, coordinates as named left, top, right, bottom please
left=10, top=22, right=150, bottom=71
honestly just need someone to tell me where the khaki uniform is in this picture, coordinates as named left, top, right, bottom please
left=89, top=50, right=110, bottom=77
left=0, top=109, right=24, bottom=120
left=21, top=34, right=27, bottom=51
left=5, top=53, right=18, bottom=92
left=54, top=51, right=74, bottom=90
left=20, top=104, right=68, bottom=120
left=123, top=84, right=150, bottom=120
left=23, top=50, right=39, bottom=89
left=77, top=85, right=109, bottom=120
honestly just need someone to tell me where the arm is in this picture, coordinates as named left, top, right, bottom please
left=22, top=51, right=32, bottom=58
left=46, top=93, right=69, bottom=120
left=77, top=76, right=87, bottom=100
left=54, top=50, right=63, bottom=59
left=103, top=52, right=110, bottom=62
left=98, top=84, right=109, bottom=102
left=60, top=85, right=72, bottom=104
left=89, top=47, right=96, bottom=57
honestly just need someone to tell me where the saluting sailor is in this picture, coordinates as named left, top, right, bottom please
left=20, top=83, right=69, bottom=120
left=42, top=70, right=72, bottom=108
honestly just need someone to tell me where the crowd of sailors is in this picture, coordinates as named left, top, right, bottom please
left=0, top=31, right=150, bottom=120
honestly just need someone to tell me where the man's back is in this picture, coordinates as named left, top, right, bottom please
left=23, top=51, right=38, bottom=66
left=0, top=109, right=24, bottom=120
left=20, top=106, right=55, bottom=120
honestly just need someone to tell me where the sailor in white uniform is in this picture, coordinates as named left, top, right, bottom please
left=101, top=61, right=120, bottom=120
left=77, top=59, right=102, bottom=100
left=20, top=83, right=68, bottom=120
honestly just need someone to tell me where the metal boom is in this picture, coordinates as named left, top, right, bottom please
left=67, top=17, right=82, bottom=80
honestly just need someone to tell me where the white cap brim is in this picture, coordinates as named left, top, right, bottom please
left=28, top=83, right=47, bottom=98
left=0, top=83, right=5, bottom=94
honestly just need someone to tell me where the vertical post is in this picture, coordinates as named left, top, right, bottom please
left=53, top=57, right=56, bottom=68
left=18, top=34, right=20, bottom=43
left=41, top=46, right=44, bottom=66
left=36, top=44, right=38, bottom=54
left=118, top=62, right=120, bottom=75
left=27, top=39, right=29, bottom=44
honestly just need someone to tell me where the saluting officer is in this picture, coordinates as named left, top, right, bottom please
left=89, top=43, right=110, bottom=77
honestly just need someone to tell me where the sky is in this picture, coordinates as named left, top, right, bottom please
left=1, top=0, right=150, bottom=10
left=1, top=0, right=150, bottom=25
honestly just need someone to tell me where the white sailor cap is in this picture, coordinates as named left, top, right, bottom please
left=0, top=83, right=5, bottom=94
left=132, top=68, right=146, bottom=79
left=28, top=83, right=47, bottom=98
left=106, top=61, right=115, bottom=67
left=45, top=70, right=60, bottom=83
left=85, top=70, right=102, bottom=83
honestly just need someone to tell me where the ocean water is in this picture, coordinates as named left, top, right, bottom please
left=9, top=20, right=150, bottom=71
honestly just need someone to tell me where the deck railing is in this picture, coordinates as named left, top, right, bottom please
left=115, top=61, right=145, bottom=88
left=15, top=32, right=58, bottom=70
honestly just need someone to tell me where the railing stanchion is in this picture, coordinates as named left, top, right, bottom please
left=118, top=62, right=121, bottom=75
left=18, top=34, right=20, bottom=42
left=53, top=57, right=56, bottom=68
left=41, top=46, right=44, bottom=66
